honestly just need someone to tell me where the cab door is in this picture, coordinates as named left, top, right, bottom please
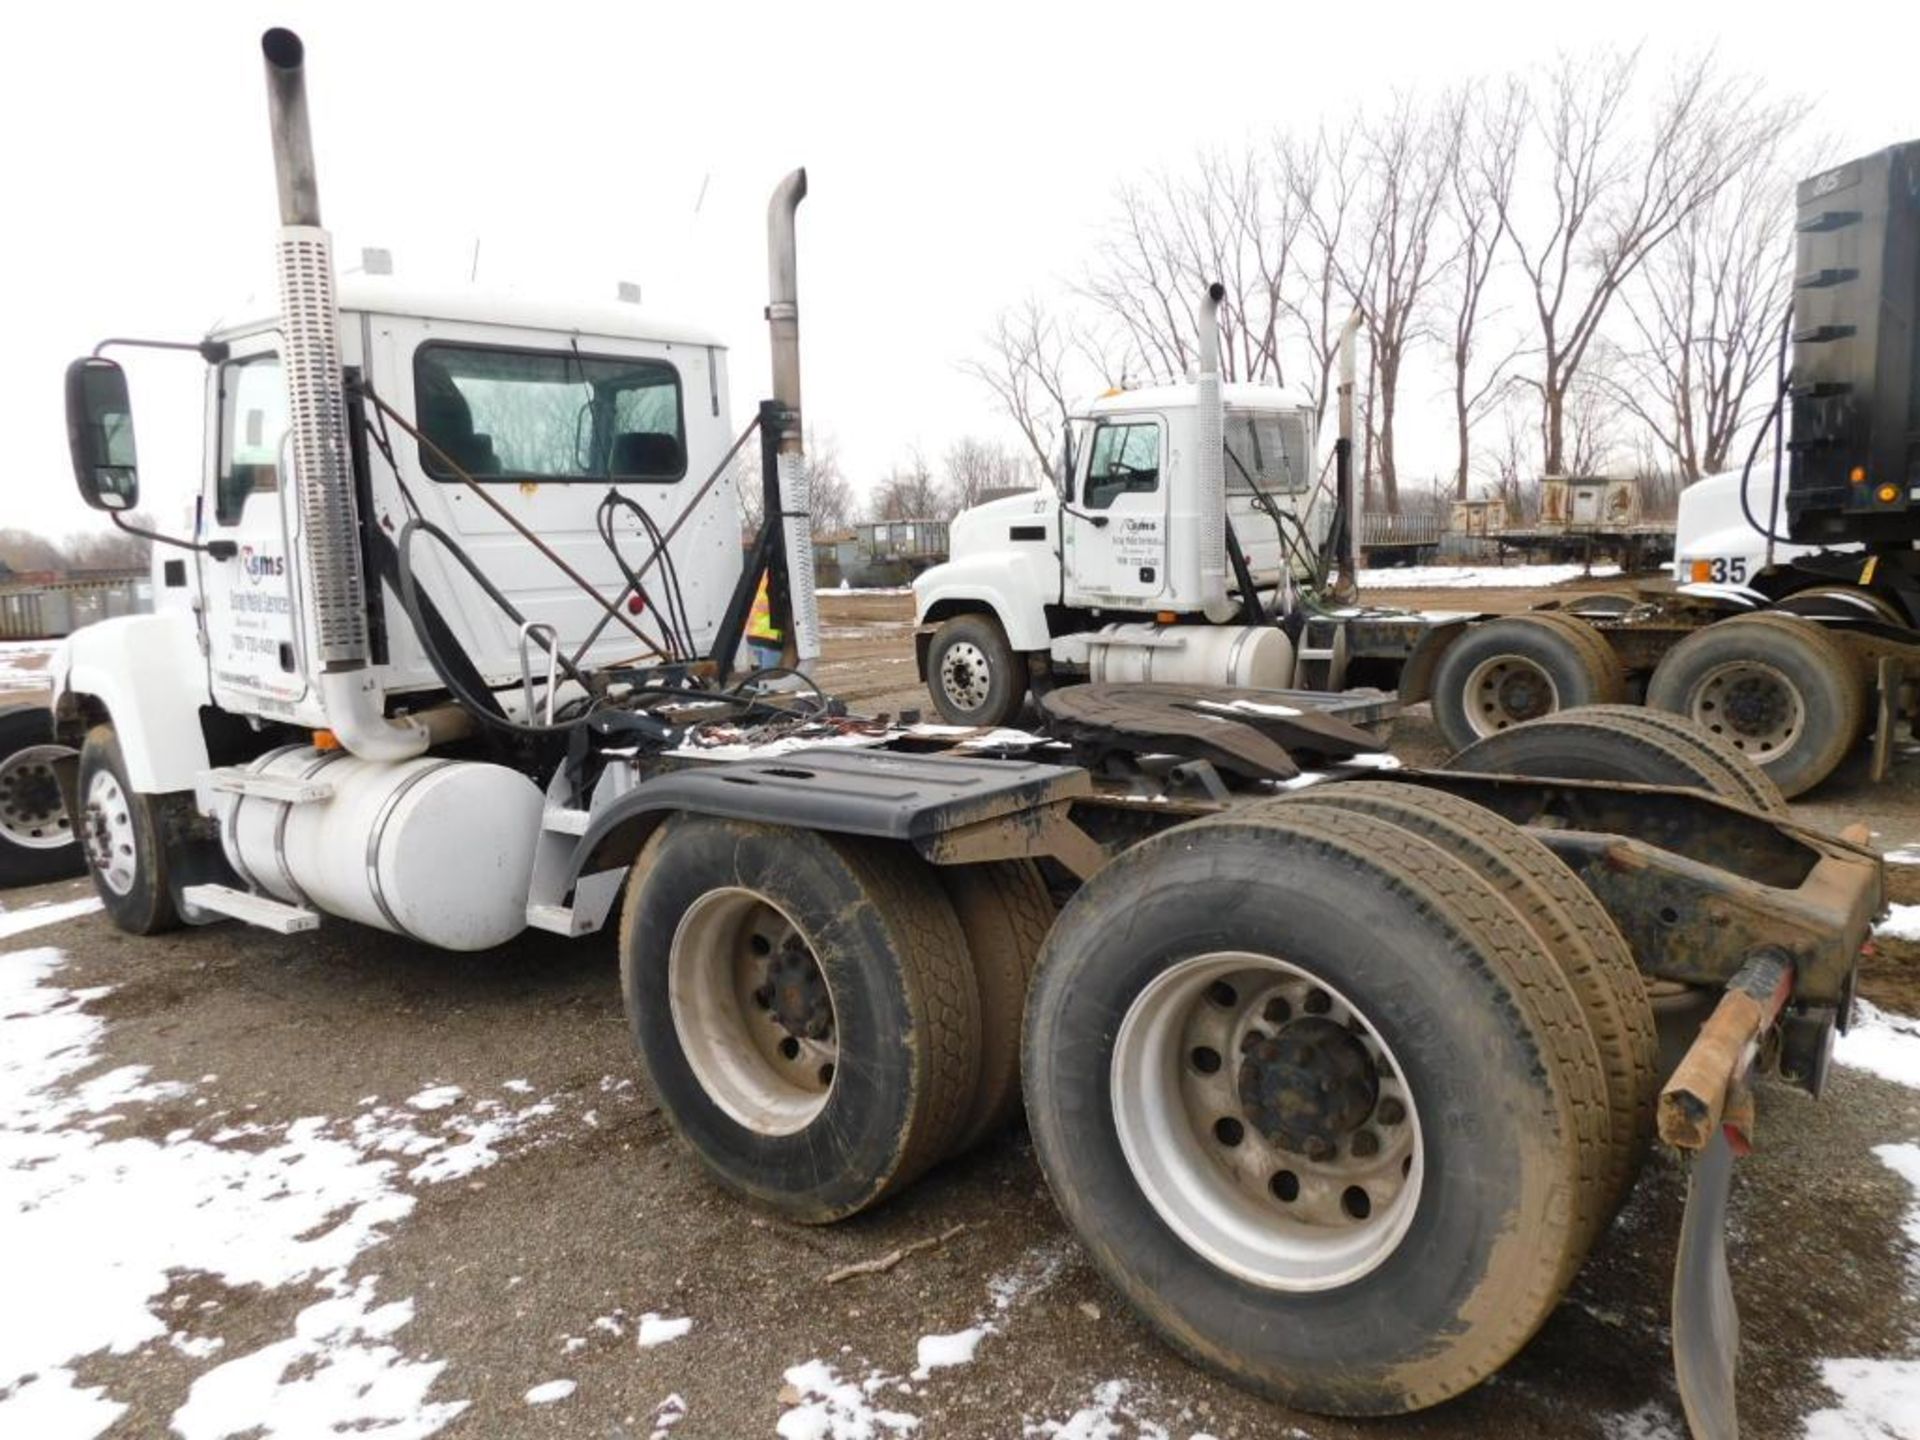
left=1064, top=415, right=1169, bottom=606
left=199, top=338, right=308, bottom=717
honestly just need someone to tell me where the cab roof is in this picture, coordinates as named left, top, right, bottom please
left=207, top=273, right=726, bottom=349
left=1080, top=382, right=1314, bottom=418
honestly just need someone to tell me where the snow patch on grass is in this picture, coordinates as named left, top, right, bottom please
left=1834, top=1001, right=1920, bottom=1089
left=1357, top=562, right=1620, bottom=589
left=1600, top=1400, right=1686, bottom=1439
left=776, top=1359, right=919, bottom=1439
left=0, top=942, right=563, bottom=1438
left=0, top=896, right=101, bottom=941
left=637, top=1313, right=693, bottom=1349
left=172, top=1280, right=465, bottom=1440
left=1873, top=904, right=1920, bottom=943
left=406, top=1083, right=464, bottom=1111
left=1798, top=1145, right=1920, bottom=1437
left=1023, top=1379, right=1169, bottom=1439
left=911, top=1326, right=986, bottom=1379
left=524, top=1378, right=577, bottom=1406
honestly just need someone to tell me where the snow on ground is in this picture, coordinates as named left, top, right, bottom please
left=1023, top=1379, right=1173, bottom=1440
left=1873, top=904, right=1920, bottom=944
left=0, top=895, right=101, bottom=942
left=777, top=1241, right=1076, bottom=1439
left=1881, top=845, right=1920, bottom=866
left=0, top=932, right=566, bottom=1437
left=1354, top=562, right=1621, bottom=589
left=0, top=640, right=56, bottom=695
left=636, top=1313, right=694, bottom=1349
left=1835, top=1000, right=1920, bottom=1090
left=524, top=1379, right=577, bottom=1405
left=1598, top=1402, right=1686, bottom=1440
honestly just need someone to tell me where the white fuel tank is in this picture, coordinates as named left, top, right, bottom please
left=217, top=746, right=543, bottom=950
left=1088, top=622, right=1295, bottom=689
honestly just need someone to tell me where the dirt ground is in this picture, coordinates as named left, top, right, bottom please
left=4, top=583, right=1918, bottom=1439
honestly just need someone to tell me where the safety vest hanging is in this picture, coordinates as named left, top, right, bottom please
left=747, top=574, right=783, bottom=644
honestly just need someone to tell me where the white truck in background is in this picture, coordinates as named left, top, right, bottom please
left=917, top=140, right=1920, bottom=798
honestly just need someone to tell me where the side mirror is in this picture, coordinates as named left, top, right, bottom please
left=65, top=357, right=140, bottom=511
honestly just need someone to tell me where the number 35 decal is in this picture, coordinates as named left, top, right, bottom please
left=1691, top=556, right=1749, bottom=584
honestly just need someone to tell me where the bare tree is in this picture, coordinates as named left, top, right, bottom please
left=868, top=451, right=951, bottom=522
left=1495, top=48, right=1802, bottom=474
left=943, top=437, right=1034, bottom=512
left=1279, top=122, right=1370, bottom=419
left=1605, top=154, right=1795, bottom=481
left=60, top=529, right=152, bottom=570
left=805, top=430, right=857, bottom=534
left=1082, top=149, right=1301, bottom=386
left=961, top=299, right=1105, bottom=478
left=1340, top=94, right=1458, bottom=513
left=1439, top=80, right=1525, bottom=498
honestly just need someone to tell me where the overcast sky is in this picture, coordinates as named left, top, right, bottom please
left=3, top=0, right=1913, bottom=542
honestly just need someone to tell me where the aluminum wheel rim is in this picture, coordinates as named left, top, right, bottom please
left=0, top=744, right=74, bottom=850
left=938, top=640, right=992, bottom=712
left=1112, top=952, right=1423, bottom=1292
left=1690, top=660, right=1803, bottom=758
left=82, top=768, right=138, bottom=896
left=668, top=887, right=837, bottom=1136
left=1464, top=654, right=1559, bottom=737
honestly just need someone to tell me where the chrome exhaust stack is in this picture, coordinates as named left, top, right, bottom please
left=1195, top=282, right=1235, bottom=623
left=261, top=27, right=425, bottom=758
left=766, top=169, right=820, bottom=669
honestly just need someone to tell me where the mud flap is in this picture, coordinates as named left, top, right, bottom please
left=1673, top=1126, right=1740, bottom=1440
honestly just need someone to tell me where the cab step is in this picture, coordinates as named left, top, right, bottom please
left=203, top=765, right=336, bottom=805
left=181, top=883, right=321, bottom=934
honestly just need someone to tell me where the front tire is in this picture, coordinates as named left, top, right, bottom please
left=0, top=705, right=83, bottom=886
left=620, top=816, right=980, bottom=1222
left=77, top=724, right=180, bottom=934
left=926, top=613, right=1027, bottom=727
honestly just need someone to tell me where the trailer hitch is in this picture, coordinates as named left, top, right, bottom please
left=1662, top=949, right=1795, bottom=1440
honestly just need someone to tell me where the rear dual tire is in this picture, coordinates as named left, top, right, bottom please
left=1023, top=794, right=1628, bottom=1415
left=1646, top=612, right=1864, bottom=797
left=1431, top=613, right=1624, bottom=751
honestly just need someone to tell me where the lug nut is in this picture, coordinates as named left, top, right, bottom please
left=1304, top=1136, right=1335, bottom=1162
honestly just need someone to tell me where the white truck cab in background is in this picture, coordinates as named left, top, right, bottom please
left=914, top=382, right=1323, bottom=726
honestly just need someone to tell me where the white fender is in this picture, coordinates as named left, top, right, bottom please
left=51, top=614, right=212, bottom=793
left=913, top=551, right=1055, bottom=652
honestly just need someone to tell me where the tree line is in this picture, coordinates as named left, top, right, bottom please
left=734, top=431, right=1037, bottom=533
left=967, top=45, right=1811, bottom=516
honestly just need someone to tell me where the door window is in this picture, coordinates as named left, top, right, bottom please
left=1084, top=422, right=1161, bottom=510
left=215, top=354, right=287, bottom=525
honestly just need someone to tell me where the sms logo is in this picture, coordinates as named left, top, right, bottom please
left=240, top=546, right=286, bottom=585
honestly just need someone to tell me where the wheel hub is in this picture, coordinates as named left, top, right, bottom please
left=1465, top=655, right=1558, bottom=736
left=1492, top=667, right=1551, bottom=721
left=0, top=744, right=75, bottom=849
left=1236, top=1017, right=1379, bottom=1152
left=940, top=641, right=991, bottom=710
left=1720, top=674, right=1788, bottom=736
left=762, top=939, right=834, bottom=1041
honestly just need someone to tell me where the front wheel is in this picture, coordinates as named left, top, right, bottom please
left=926, top=613, right=1027, bottom=728
left=0, top=705, right=83, bottom=886
left=77, top=724, right=180, bottom=934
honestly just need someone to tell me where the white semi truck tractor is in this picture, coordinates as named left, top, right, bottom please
left=917, top=141, right=1920, bottom=798
left=0, top=30, right=1888, bottom=1440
